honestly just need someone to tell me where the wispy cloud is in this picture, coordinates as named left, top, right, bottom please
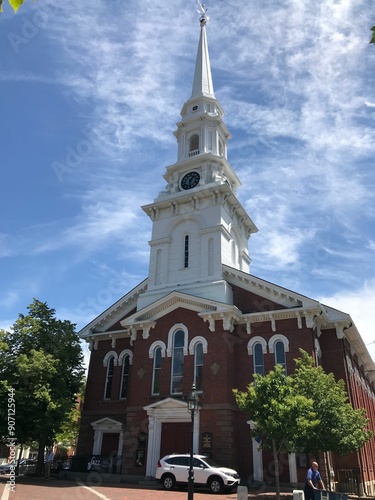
left=319, top=280, right=375, bottom=348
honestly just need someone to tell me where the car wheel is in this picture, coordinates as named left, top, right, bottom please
left=208, top=476, right=224, bottom=494
left=161, top=473, right=176, bottom=490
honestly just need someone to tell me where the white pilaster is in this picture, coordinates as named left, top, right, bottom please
left=92, top=430, right=103, bottom=455
left=288, top=453, right=298, bottom=484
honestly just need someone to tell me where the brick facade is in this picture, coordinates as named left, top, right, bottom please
left=77, top=281, right=375, bottom=493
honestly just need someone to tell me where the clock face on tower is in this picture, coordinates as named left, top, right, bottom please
left=181, top=171, right=200, bottom=190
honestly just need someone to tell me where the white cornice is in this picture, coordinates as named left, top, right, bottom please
left=224, top=266, right=304, bottom=308
left=142, top=183, right=257, bottom=236
left=163, top=152, right=238, bottom=183
left=175, top=110, right=231, bottom=139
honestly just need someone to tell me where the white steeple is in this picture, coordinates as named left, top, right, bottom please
left=191, top=12, right=214, bottom=99
left=137, top=7, right=258, bottom=310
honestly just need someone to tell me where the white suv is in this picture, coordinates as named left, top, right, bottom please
left=155, top=453, right=240, bottom=494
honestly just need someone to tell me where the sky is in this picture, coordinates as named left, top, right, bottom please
left=1, top=0, right=375, bottom=364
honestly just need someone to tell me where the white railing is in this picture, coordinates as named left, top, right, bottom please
left=188, top=149, right=200, bottom=157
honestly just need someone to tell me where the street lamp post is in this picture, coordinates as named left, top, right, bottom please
left=187, top=383, right=199, bottom=500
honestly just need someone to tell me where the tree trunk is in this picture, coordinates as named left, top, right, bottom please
left=272, top=439, right=280, bottom=500
left=324, top=451, right=332, bottom=491
left=36, top=439, right=46, bottom=477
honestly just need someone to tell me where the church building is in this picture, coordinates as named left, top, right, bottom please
left=76, top=9, right=375, bottom=495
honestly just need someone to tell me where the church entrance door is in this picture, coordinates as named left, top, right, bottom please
left=160, top=422, right=191, bottom=458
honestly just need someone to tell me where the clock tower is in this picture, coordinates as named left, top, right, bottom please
left=138, top=10, right=258, bottom=310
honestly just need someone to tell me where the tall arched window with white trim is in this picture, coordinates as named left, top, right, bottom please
left=274, top=340, right=287, bottom=373
left=104, top=356, right=115, bottom=400
left=171, top=329, right=185, bottom=394
left=269, top=334, right=289, bottom=374
left=253, top=342, right=264, bottom=376
left=119, top=354, right=130, bottom=399
left=194, top=342, right=204, bottom=391
left=247, top=336, right=267, bottom=376
left=152, top=346, right=162, bottom=395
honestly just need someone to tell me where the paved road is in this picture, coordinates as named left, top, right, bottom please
left=0, top=476, right=239, bottom=500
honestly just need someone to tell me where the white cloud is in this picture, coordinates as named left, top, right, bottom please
left=319, top=280, right=375, bottom=360
left=33, top=188, right=146, bottom=254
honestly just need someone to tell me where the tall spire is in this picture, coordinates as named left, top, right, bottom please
left=191, top=3, right=214, bottom=98
left=138, top=3, right=258, bottom=310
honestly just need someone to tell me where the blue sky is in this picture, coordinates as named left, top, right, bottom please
left=1, top=0, right=375, bottom=363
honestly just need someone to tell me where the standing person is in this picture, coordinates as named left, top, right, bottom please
left=304, top=461, right=325, bottom=500
left=44, top=448, right=54, bottom=479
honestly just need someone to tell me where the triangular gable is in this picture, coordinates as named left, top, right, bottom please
left=144, top=397, right=188, bottom=412
left=78, top=278, right=148, bottom=338
left=122, top=290, right=237, bottom=324
left=120, top=290, right=241, bottom=342
left=91, top=417, right=123, bottom=432
left=143, top=397, right=193, bottom=421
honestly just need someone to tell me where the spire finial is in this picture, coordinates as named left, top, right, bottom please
left=197, top=1, right=209, bottom=27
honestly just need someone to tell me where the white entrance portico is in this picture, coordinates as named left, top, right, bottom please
left=144, top=398, right=200, bottom=478
left=90, top=417, right=124, bottom=456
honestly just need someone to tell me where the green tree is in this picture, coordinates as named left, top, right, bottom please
left=292, top=350, right=372, bottom=455
left=0, top=330, right=10, bottom=440
left=370, top=26, right=375, bottom=44
left=55, top=378, right=86, bottom=455
left=0, top=299, right=84, bottom=475
left=234, top=365, right=318, bottom=500
left=0, top=0, right=27, bottom=13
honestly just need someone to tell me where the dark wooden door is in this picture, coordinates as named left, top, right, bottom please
left=160, top=422, right=191, bottom=458
left=101, top=433, right=119, bottom=456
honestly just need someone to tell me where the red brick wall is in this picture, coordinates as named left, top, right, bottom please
left=77, top=291, right=375, bottom=486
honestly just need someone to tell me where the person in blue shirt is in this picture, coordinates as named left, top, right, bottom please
left=304, top=461, right=325, bottom=500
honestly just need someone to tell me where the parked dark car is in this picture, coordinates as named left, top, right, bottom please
left=0, top=459, right=37, bottom=475
left=51, top=458, right=71, bottom=473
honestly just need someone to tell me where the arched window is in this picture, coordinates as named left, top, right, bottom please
left=119, top=354, right=130, bottom=399
left=274, top=340, right=287, bottom=373
left=253, top=343, right=264, bottom=376
left=194, top=343, right=204, bottom=391
left=103, top=350, right=118, bottom=367
left=171, top=329, right=185, bottom=394
left=189, top=134, right=199, bottom=156
left=104, top=356, right=115, bottom=400
left=269, top=334, right=289, bottom=374
left=152, top=346, right=162, bottom=395
left=184, top=235, right=189, bottom=268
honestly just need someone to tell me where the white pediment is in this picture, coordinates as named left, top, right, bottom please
left=120, top=290, right=241, bottom=343
left=144, top=397, right=194, bottom=421
left=91, top=417, right=123, bottom=432
left=144, top=397, right=188, bottom=412
left=122, top=290, right=236, bottom=324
